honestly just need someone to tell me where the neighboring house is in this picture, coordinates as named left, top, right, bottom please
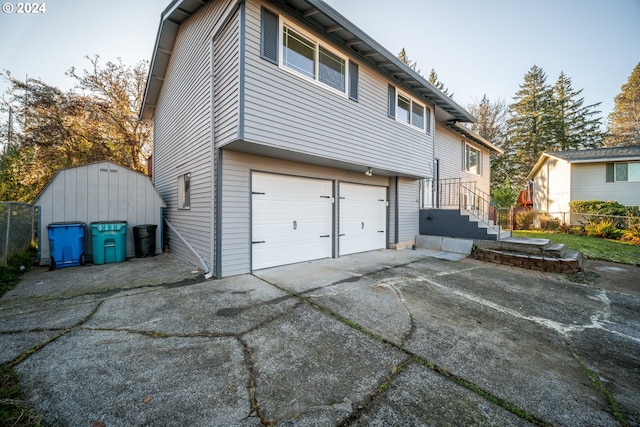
left=140, top=0, right=500, bottom=278
left=33, top=161, right=166, bottom=265
left=528, top=146, right=640, bottom=221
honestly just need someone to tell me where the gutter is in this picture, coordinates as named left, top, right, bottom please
left=164, top=216, right=215, bottom=279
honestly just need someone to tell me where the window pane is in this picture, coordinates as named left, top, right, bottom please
left=319, top=46, right=345, bottom=92
left=616, top=163, right=628, bottom=182
left=466, top=145, right=479, bottom=174
left=629, top=162, right=640, bottom=182
left=283, top=27, right=315, bottom=79
left=412, top=103, right=424, bottom=130
left=397, top=94, right=410, bottom=124
left=183, top=174, right=191, bottom=208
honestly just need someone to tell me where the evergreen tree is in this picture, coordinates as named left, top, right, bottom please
left=605, top=62, right=640, bottom=147
left=397, top=48, right=420, bottom=74
left=427, top=69, right=452, bottom=98
left=549, top=72, right=603, bottom=151
left=506, top=65, right=554, bottom=184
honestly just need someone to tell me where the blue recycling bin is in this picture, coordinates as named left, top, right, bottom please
left=47, top=222, right=86, bottom=270
left=91, top=221, right=127, bottom=265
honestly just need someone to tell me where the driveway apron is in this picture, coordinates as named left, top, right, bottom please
left=1, top=251, right=638, bottom=426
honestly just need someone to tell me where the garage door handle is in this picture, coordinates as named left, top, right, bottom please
left=252, top=241, right=266, bottom=244
left=293, top=220, right=297, bottom=230
left=319, top=235, right=330, bottom=238
left=378, top=230, right=384, bottom=233
left=361, top=222, right=365, bottom=229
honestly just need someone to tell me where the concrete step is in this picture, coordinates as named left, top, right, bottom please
left=544, top=242, right=566, bottom=258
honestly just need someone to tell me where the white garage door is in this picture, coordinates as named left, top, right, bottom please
left=339, top=183, right=387, bottom=256
left=252, top=172, right=333, bottom=270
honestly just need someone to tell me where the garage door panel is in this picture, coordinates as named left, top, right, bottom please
left=252, top=173, right=333, bottom=270
left=339, top=183, right=386, bottom=256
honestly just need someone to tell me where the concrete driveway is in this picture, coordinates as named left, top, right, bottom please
left=0, top=251, right=638, bottom=426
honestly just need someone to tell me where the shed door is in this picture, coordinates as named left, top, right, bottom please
left=339, top=183, right=387, bottom=256
left=252, top=172, right=333, bottom=270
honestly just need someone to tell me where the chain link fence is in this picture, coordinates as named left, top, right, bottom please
left=0, top=202, right=36, bottom=267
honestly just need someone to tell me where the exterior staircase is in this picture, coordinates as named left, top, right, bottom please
left=419, top=178, right=511, bottom=241
left=473, top=237, right=582, bottom=273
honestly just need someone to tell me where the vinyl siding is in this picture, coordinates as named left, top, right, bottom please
left=397, top=177, right=419, bottom=243
left=572, top=163, right=640, bottom=207
left=533, top=157, right=572, bottom=216
left=242, top=0, right=434, bottom=178
left=220, top=150, right=389, bottom=276
left=214, top=8, right=240, bottom=146
left=434, top=122, right=491, bottom=196
left=153, top=0, right=237, bottom=269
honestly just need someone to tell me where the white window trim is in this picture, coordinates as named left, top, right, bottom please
left=177, top=173, right=191, bottom=210
left=394, top=88, right=431, bottom=134
left=615, top=161, right=640, bottom=182
left=464, top=143, right=481, bottom=175
left=279, top=18, right=350, bottom=98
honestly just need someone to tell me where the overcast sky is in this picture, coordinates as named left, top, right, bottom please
left=1, top=0, right=638, bottom=124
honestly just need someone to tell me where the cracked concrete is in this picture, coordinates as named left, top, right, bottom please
left=1, top=251, right=639, bottom=426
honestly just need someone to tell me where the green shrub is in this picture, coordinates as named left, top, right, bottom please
left=538, top=213, right=561, bottom=231
left=569, top=200, right=639, bottom=217
left=585, top=220, right=623, bottom=240
left=515, top=210, right=537, bottom=230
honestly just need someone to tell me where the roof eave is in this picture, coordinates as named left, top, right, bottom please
left=140, top=0, right=477, bottom=124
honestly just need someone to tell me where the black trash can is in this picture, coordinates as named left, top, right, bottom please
left=133, top=224, right=157, bottom=258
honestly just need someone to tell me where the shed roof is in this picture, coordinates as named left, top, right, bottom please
left=527, top=146, right=640, bottom=179
left=32, top=161, right=165, bottom=207
left=140, top=0, right=476, bottom=124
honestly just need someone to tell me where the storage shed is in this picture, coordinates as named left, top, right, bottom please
left=33, top=161, right=166, bottom=266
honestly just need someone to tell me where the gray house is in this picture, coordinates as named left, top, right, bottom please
left=140, top=0, right=500, bottom=278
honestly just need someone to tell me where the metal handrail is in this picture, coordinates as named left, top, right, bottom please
left=459, top=182, right=501, bottom=234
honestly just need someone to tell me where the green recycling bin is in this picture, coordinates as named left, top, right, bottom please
left=91, top=221, right=127, bottom=265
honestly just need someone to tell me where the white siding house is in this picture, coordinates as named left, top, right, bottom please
left=140, top=0, right=500, bottom=277
left=528, top=146, right=640, bottom=221
left=33, top=161, right=166, bottom=265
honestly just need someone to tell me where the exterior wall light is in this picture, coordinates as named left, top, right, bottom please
left=365, top=167, right=373, bottom=177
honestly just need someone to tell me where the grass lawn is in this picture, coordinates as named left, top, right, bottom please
left=512, top=230, right=640, bottom=266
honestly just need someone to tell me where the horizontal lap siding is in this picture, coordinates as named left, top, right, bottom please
left=153, top=1, right=236, bottom=267
left=214, top=9, right=240, bottom=146
left=572, top=163, right=640, bottom=207
left=242, top=0, right=433, bottom=178
left=221, top=150, right=389, bottom=277
left=397, top=177, right=419, bottom=242
left=435, top=123, right=491, bottom=195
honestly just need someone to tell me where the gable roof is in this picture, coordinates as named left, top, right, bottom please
left=140, top=0, right=476, bottom=124
left=527, top=146, right=640, bottom=179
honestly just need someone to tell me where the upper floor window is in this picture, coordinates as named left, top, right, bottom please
left=282, top=23, right=347, bottom=94
left=465, top=143, right=480, bottom=175
left=607, top=162, right=640, bottom=182
left=388, top=85, right=431, bottom=133
left=261, top=7, right=359, bottom=100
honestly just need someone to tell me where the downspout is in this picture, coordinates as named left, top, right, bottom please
left=164, top=216, right=214, bottom=279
